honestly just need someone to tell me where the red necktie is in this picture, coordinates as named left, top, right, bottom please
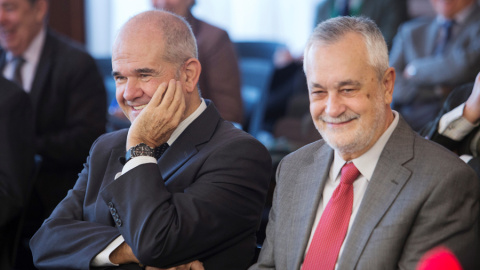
left=302, top=162, right=360, bottom=270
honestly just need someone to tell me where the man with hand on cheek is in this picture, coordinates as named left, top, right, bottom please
left=30, top=10, right=272, bottom=270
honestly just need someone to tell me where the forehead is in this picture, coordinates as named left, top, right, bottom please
left=305, top=33, right=374, bottom=82
left=112, top=30, right=165, bottom=68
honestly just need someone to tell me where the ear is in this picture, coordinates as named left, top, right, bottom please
left=382, top=67, right=395, bottom=105
left=182, top=58, right=201, bottom=94
left=34, top=0, right=48, bottom=23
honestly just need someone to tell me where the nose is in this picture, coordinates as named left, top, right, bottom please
left=324, top=93, right=346, bottom=118
left=122, top=78, right=143, bottom=101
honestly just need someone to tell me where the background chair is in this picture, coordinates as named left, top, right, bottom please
left=234, top=41, right=286, bottom=140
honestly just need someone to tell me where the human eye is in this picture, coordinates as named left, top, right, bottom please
left=139, top=73, right=152, bottom=81
left=340, top=88, right=357, bottom=95
left=310, top=89, right=327, bottom=99
left=113, top=75, right=126, bottom=83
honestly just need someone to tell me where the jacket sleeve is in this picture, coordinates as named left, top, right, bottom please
left=100, top=137, right=271, bottom=268
left=30, top=137, right=122, bottom=270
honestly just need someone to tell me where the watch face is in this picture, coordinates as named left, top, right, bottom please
left=133, top=143, right=154, bottom=157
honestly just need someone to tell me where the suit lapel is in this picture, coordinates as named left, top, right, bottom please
left=338, top=118, right=415, bottom=269
left=30, top=30, right=54, bottom=112
left=288, top=143, right=334, bottom=269
left=0, top=51, right=6, bottom=71
left=425, top=21, right=439, bottom=56
left=159, top=102, right=220, bottom=181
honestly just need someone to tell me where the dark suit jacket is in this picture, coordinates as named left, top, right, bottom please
left=252, top=117, right=480, bottom=270
left=0, top=76, right=35, bottom=269
left=187, top=13, right=243, bottom=125
left=1, top=29, right=107, bottom=214
left=419, top=82, right=480, bottom=177
left=421, top=82, right=476, bottom=153
left=30, top=101, right=272, bottom=270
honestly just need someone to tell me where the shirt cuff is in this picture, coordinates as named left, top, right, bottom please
left=120, top=156, right=157, bottom=176
left=438, top=103, right=478, bottom=141
left=459, top=154, right=473, bottom=164
left=91, top=236, right=125, bottom=267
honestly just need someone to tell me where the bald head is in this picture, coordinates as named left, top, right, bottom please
left=115, top=10, right=197, bottom=67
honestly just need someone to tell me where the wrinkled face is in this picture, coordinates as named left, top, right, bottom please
left=112, top=32, right=182, bottom=122
left=0, top=0, right=45, bottom=56
left=151, top=0, right=194, bottom=17
left=429, top=0, right=473, bottom=19
left=305, top=33, right=391, bottom=157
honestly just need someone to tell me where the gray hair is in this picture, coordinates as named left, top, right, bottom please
left=303, top=16, right=389, bottom=80
left=126, top=10, right=198, bottom=67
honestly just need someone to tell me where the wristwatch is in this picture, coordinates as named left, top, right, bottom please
left=125, top=143, right=155, bottom=162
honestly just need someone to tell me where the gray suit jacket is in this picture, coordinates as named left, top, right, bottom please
left=390, top=2, right=480, bottom=106
left=251, top=117, right=480, bottom=270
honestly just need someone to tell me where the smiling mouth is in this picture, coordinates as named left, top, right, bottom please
left=133, top=104, right=147, bottom=110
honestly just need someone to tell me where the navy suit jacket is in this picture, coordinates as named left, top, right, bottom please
left=30, top=101, right=272, bottom=270
left=0, top=76, right=35, bottom=269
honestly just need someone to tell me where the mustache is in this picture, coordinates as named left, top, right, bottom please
left=318, top=112, right=359, bottom=123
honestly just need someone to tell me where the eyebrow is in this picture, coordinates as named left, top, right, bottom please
left=310, top=79, right=362, bottom=89
left=111, top=68, right=160, bottom=77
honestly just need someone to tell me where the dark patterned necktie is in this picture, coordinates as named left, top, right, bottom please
left=435, top=20, right=454, bottom=55
left=12, top=56, right=25, bottom=88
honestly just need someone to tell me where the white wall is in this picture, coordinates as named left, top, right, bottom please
left=85, top=0, right=320, bottom=58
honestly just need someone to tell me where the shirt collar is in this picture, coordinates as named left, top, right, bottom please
left=6, top=26, right=45, bottom=64
left=331, top=110, right=400, bottom=182
left=167, top=98, right=207, bottom=146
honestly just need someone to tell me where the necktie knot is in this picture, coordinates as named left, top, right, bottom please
left=340, top=162, right=360, bottom=185
left=443, top=19, right=454, bottom=30
left=435, top=20, right=455, bottom=55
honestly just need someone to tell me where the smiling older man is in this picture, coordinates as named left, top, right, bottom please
left=250, top=16, right=480, bottom=270
left=30, top=10, right=271, bottom=270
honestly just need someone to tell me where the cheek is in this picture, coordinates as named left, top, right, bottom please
left=309, top=100, right=324, bottom=119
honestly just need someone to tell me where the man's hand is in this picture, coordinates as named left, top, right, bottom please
left=127, top=79, right=186, bottom=149
left=109, top=242, right=140, bottom=265
left=464, top=72, right=480, bottom=124
left=146, top=260, right=204, bottom=270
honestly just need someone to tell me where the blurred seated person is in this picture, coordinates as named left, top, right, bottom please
left=151, top=0, right=243, bottom=125
left=390, top=0, right=480, bottom=131
left=314, top=0, right=409, bottom=48
left=0, top=76, right=34, bottom=269
left=421, top=71, right=480, bottom=176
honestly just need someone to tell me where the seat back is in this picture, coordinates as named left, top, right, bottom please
left=234, top=41, right=286, bottom=138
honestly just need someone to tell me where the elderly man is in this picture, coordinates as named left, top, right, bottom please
left=30, top=10, right=271, bottom=270
left=250, top=16, right=479, bottom=270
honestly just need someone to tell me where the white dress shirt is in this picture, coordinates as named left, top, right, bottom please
left=303, top=111, right=400, bottom=269
left=2, top=26, right=45, bottom=92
